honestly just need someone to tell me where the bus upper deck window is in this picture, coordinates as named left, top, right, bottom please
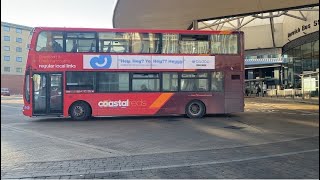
left=36, top=31, right=63, bottom=52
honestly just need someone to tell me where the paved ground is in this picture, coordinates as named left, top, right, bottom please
left=1, top=96, right=319, bottom=179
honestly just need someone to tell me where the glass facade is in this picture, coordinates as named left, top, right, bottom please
left=284, top=39, right=319, bottom=88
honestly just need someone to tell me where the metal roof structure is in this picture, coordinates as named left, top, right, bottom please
left=196, top=7, right=319, bottom=30
left=113, top=0, right=319, bottom=29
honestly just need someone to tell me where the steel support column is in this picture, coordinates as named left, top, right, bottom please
left=193, top=20, right=198, bottom=30
left=269, top=15, right=276, bottom=47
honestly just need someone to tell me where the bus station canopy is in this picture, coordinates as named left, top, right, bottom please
left=113, top=0, right=319, bottom=29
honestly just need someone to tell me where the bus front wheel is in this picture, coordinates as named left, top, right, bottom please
left=70, top=101, right=91, bottom=121
left=186, top=100, right=206, bottom=118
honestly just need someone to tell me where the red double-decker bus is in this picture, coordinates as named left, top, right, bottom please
left=22, top=27, right=244, bottom=120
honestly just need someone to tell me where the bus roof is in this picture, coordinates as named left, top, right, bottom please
left=33, top=27, right=243, bottom=35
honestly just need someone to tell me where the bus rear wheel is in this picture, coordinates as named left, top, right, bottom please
left=186, top=100, right=206, bottom=118
left=70, top=101, right=91, bottom=121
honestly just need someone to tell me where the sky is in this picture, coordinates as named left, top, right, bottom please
left=1, top=0, right=117, bottom=28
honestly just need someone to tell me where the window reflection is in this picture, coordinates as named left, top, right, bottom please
left=36, top=31, right=63, bottom=52
left=36, top=31, right=241, bottom=55
left=131, top=33, right=161, bottom=53
left=162, top=34, right=179, bottom=54
left=211, top=34, right=238, bottom=54
left=180, top=34, right=210, bottom=54
left=99, top=32, right=130, bottom=53
left=162, top=73, right=178, bottom=91
left=180, top=73, right=209, bottom=92
left=212, top=72, right=224, bottom=92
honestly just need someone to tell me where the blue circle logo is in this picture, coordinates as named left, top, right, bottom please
left=90, top=55, right=112, bottom=69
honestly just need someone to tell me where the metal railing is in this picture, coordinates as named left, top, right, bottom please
left=253, top=89, right=319, bottom=100
left=266, top=89, right=302, bottom=98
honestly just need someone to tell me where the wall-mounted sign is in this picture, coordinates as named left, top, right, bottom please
left=288, top=19, right=319, bottom=38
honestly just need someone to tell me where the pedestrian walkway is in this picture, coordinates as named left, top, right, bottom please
left=2, top=137, right=319, bottom=179
left=246, top=96, right=319, bottom=105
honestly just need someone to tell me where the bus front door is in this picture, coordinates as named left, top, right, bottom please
left=32, top=73, right=63, bottom=115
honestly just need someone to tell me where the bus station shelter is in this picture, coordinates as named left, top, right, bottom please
left=113, top=0, right=319, bottom=98
left=113, top=0, right=318, bottom=29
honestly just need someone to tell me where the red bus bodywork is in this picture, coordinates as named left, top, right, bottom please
left=23, top=27, right=244, bottom=119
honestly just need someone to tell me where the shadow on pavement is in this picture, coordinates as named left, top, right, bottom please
left=30, top=114, right=237, bottom=123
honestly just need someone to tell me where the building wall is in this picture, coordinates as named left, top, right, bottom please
left=1, top=22, right=32, bottom=94
left=1, top=75, right=24, bottom=95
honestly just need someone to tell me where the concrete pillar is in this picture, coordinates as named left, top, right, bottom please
left=274, top=68, right=280, bottom=85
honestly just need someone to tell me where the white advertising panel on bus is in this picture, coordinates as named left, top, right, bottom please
left=83, top=55, right=215, bottom=70
left=183, top=56, right=216, bottom=69
left=152, top=56, right=184, bottom=69
left=118, top=55, right=152, bottom=69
